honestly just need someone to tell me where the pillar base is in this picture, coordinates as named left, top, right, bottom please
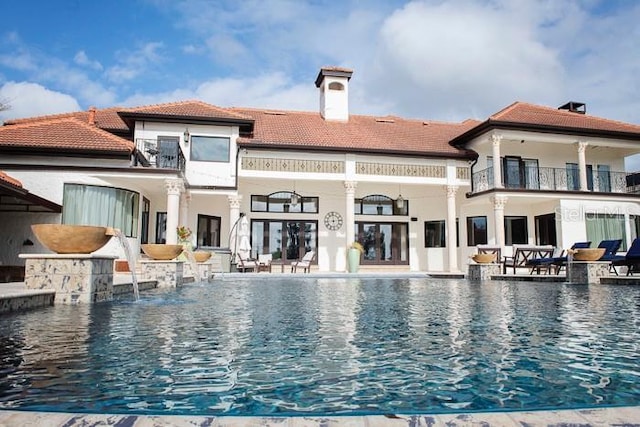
left=20, top=254, right=116, bottom=304
left=567, top=261, right=609, bottom=284
left=468, top=263, right=501, bottom=281
left=140, top=260, right=184, bottom=288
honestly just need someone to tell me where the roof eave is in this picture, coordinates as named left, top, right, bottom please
left=118, top=112, right=255, bottom=130
left=450, top=120, right=640, bottom=146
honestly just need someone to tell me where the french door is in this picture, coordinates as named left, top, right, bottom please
left=355, top=222, right=409, bottom=265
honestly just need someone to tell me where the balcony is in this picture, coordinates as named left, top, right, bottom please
left=134, top=138, right=185, bottom=172
left=471, top=166, right=633, bottom=194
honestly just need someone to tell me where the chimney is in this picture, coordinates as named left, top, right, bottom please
left=88, top=106, right=97, bottom=125
left=558, top=102, right=586, bottom=114
left=315, top=66, right=353, bottom=121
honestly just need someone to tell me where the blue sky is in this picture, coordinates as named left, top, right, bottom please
left=1, top=0, right=640, bottom=165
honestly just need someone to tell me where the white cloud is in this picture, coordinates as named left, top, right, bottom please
left=74, top=50, right=103, bottom=71
left=105, top=42, right=164, bottom=83
left=0, top=81, right=80, bottom=121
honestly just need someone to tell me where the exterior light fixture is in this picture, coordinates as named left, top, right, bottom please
left=183, top=128, right=190, bottom=144
left=396, top=183, right=404, bottom=209
left=291, top=181, right=299, bottom=206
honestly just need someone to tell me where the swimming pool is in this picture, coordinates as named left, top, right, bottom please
left=0, top=277, right=639, bottom=416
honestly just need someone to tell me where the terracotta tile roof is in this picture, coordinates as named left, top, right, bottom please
left=233, top=108, right=479, bottom=157
left=490, top=102, right=640, bottom=134
left=5, top=107, right=130, bottom=132
left=0, top=118, right=134, bottom=154
left=121, top=100, right=253, bottom=122
left=0, top=171, right=22, bottom=188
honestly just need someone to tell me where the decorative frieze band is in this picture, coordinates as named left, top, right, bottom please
left=356, top=162, right=446, bottom=178
left=242, top=157, right=344, bottom=174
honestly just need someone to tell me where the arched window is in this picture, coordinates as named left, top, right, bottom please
left=251, top=191, right=319, bottom=213
left=355, top=194, right=408, bottom=216
left=328, top=82, right=344, bottom=91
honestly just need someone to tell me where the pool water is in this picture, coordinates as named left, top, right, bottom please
left=0, top=278, right=639, bottom=416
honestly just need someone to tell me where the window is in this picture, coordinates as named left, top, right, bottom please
left=251, top=192, right=319, bottom=213
left=425, top=220, right=445, bottom=248
left=535, top=213, right=556, bottom=246
left=157, top=136, right=180, bottom=168
left=62, top=184, right=139, bottom=237
left=190, top=136, right=230, bottom=162
left=355, top=195, right=408, bottom=216
left=197, top=214, right=220, bottom=247
left=141, top=197, right=150, bottom=244
left=155, top=212, right=167, bottom=244
left=586, top=213, right=627, bottom=250
left=504, top=216, right=528, bottom=245
left=467, top=216, right=487, bottom=246
left=328, top=82, right=344, bottom=90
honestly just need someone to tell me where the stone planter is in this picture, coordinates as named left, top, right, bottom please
left=141, top=244, right=183, bottom=260
left=31, top=224, right=112, bottom=254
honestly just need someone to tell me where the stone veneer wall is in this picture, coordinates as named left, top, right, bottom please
left=0, top=292, right=55, bottom=314
left=22, top=255, right=115, bottom=304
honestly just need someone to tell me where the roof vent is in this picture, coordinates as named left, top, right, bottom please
left=375, top=117, right=395, bottom=123
left=558, top=102, right=586, bottom=114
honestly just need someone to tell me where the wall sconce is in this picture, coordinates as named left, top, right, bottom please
left=23, top=238, right=34, bottom=246
left=290, top=181, right=299, bottom=206
left=396, top=184, right=404, bottom=209
left=184, top=128, right=190, bottom=144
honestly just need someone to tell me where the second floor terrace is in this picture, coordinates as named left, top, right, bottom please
left=472, top=163, right=639, bottom=195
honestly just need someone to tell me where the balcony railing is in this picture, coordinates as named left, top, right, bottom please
left=135, top=138, right=185, bottom=172
left=472, top=166, right=633, bottom=194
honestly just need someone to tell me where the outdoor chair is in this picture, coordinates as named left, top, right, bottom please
left=611, top=238, right=640, bottom=276
left=291, top=251, right=316, bottom=273
left=237, top=254, right=259, bottom=272
left=546, top=241, right=592, bottom=274
left=502, top=245, right=555, bottom=274
left=257, top=254, right=273, bottom=272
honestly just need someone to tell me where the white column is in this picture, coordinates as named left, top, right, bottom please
left=179, top=191, right=191, bottom=227
left=577, top=141, right=589, bottom=191
left=165, top=178, right=184, bottom=244
left=445, top=185, right=459, bottom=272
left=491, top=134, right=503, bottom=188
left=491, top=195, right=508, bottom=248
left=344, top=181, right=357, bottom=243
left=228, top=194, right=242, bottom=249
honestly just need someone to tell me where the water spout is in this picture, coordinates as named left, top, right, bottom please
left=182, top=247, right=202, bottom=282
left=112, top=229, right=140, bottom=301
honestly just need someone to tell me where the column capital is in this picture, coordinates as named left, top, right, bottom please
left=444, top=185, right=459, bottom=198
left=344, top=180, right=358, bottom=194
left=228, top=194, right=242, bottom=210
left=165, top=178, right=184, bottom=195
left=490, top=133, right=503, bottom=146
left=491, top=195, right=508, bottom=209
left=577, top=140, right=588, bottom=153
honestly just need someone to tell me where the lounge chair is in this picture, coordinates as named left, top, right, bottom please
left=502, top=245, right=555, bottom=274
left=291, top=251, right=316, bottom=273
left=545, top=241, right=592, bottom=274
left=257, top=254, right=273, bottom=272
left=611, top=238, right=640, bottom=276
left=596, top=239, right=623, bottom=262
left=237, top=255, right=259, bottom=272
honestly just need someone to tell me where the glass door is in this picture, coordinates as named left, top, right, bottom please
left=503, top=156, right=523, bottom=188
left=356, top=222, right=408, bottom=264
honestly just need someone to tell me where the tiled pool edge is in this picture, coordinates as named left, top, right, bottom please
left=1, top=406, right=639, bottom=426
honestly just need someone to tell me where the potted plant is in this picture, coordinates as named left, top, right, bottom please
left=347, top=241, right=364, bottom=273
left=177, top=226, right=193, bottom=250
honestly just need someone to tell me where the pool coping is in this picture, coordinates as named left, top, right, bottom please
left=1, top=405, right=640, bottom=426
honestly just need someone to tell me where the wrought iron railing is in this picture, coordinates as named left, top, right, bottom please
left=135, top=138, right=185, bottom=172
left=472, top=166, right=632, bottom=194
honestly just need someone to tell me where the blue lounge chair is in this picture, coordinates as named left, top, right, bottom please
left=549, top=241, right=592, bottom=274
left=596, top=239, right=623, bottom=262
left=611, top=238, right=640, bottom=276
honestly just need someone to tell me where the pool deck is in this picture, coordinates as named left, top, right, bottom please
left=1, top=406, right=640, bottom=426
left=2, top=273, right=640, bottom=425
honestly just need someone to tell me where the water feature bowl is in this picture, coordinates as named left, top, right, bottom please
left=31, top=224, right=112, bottom=254
left=472, top=253, right=497, bottom=263
left=193, top=251, right=212, bottom=262
left=573, top=248, right=606, bottom=261
left=141, top=244, right=183, bottom=260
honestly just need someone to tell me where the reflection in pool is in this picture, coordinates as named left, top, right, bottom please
left=0, top=277, right=639, bottom=416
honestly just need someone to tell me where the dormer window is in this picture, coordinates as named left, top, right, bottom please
left=328, top=82, right=344, bottom=91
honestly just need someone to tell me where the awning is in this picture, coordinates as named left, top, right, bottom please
left=0, top=172, right=61, bottom=213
